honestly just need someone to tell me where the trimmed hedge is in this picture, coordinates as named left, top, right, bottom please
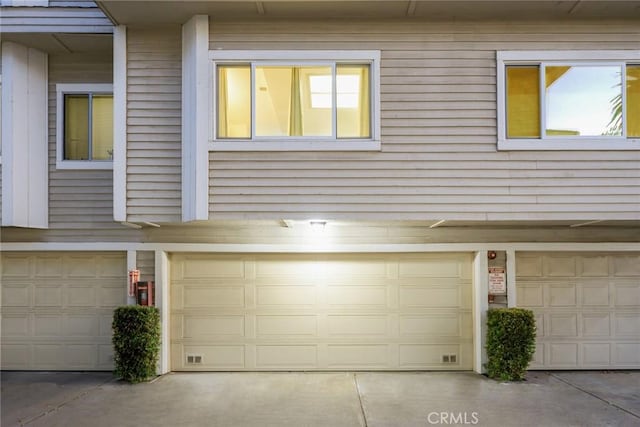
left=112, top=306, right=160, bottom=383
left=486, top=308, right=536, bottom=381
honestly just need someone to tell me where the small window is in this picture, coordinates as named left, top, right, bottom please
left=211, top=51, right=380, bottom=151
left=56, top=84, right=113, bottom=169
left=498, top=51, right=640, bottom=150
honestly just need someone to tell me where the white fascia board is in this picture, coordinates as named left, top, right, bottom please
left=181, top=15, right=209, bottom=222
left=155, top=250, right=171, bottom=374
left=113, top=26, right=127, bottom=222
left=1, top=42, right=48, bottom=228
left=1, top=242, right=639, bottom=253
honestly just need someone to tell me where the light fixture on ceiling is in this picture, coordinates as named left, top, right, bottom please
left=309, top=220, right=327, bottom=231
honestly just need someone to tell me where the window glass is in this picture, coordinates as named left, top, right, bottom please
left=545, top=66, right=621, bottom=137
left=64, top=94, right=90, bottom=160
left=506, top=66, right=540, bottom=138
left=255, top=66, right=332, bottom=137
left=627, top=65, right=640, bottom=137
left=337, top=64, right=370, bottom=138
left=92, top=95, right=113, bottom=160
left=218, top=65, right=251, bottom=138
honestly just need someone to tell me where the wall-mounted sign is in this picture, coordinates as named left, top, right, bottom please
left=488, top=267, right=506, bottom=294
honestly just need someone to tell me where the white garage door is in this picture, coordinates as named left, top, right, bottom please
left=170, top=253, right=473, bottom=371
left=516, top=252, right=640, bottom=369
left=1, top=252, right=126, bottom=370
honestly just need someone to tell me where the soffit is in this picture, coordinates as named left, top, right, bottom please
left=97, top=1, right=640, bottom=26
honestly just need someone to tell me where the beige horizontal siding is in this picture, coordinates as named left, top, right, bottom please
left=136, top=251, right=155, bottom=282
left=126, top=27, right=182, bottom=223
left=208, top=20, right=640, bottom=221
left=0, top=6, right=112, bottom=33
left=2, top=53, right=142, bottom=243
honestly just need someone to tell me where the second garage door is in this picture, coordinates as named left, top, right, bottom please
left=517, top=252, right=640, bottom=369
left=170, top=253, right=473, bottom=371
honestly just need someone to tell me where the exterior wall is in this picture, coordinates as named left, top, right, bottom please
left=1, top=52, right=141, bottom=243
left=202, top=20, right=640, bottom=222
left=126, top=27, right=182, bottom=223
left=0, top=1, right=112, bottom=33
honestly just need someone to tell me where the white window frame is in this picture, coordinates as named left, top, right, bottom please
left=497, top=50, right=640, bottom=151
left=56, top=83, right=114, bottom=170
left=209, top=50, right=381, bottom=151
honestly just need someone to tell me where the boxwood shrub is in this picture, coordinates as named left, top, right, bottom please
left=112, top=306, right=160, bottom=383
left=486, top=308, right=536, bottom=381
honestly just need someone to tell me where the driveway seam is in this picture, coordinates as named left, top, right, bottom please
left=549, top=373, right=640, bottom=420
left=353, top=373, right=368, bottom=427
left=21, top=377, right=118, bottom=426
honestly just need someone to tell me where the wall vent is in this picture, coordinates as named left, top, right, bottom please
left=186, top=354, right=203, bottom=364
left=442, top=354, right=457, bottom=364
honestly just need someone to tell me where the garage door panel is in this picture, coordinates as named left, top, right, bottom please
left=580, top=256, right=609, bottom=277
left=614, top=284, right=640, bottom=307
left=34, top=315, right=62, bottom=336
left=615, top=314, right=640, bottom=336
left=1, top=252, right=126, bottom=371
left=256, top=315, right=318, bottom=337
left=582, top=313, right=611, bottom=337
left=583, top=343, right=611, bottom=366
left=182, top=286, right=245, bottom=308
left=399, top=314, right=460, bottom=337
left=616, top=344, right=640, bottom=365
left=545, top=256, right=577, bottom=277
left=517, top=284, right=544, bottom=307
left=398, top=258, right=461, bottom=278
left=516, top=256, right=543, bottom=277
left=517, top=252, right=640, bottom=370
left=549, top=284, right=577, bottom=307
left=34, top=286, right=63, bottom=307
left=171, top=253, right=473, bottom=371
left=256, top=285, right=316, bottom=307
left=399, top=344, right=467, bottom=368
left=2, top=315, right=30, bottom=336
left=2, top=286, right=31, bottom=306
left=327, top=344, right=388, bottom=368
left=613, top=255, right=640, bottom=276
left=35, top=256, right=64, bottom=277
left=256, top=345, right=317, bottom=368
left=328, top=315, right=388, bottom=337
left=183, top=315, right=245, bottom=338
left=3, top=255, right=30, bottom=276
left=400, top=286, right=460, bottom=308
left=582, top=283, right=610, bottom=306
left=66, top=256, right=99, bottom=278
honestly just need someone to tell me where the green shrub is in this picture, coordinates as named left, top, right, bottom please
left=112, top=306, right=160, bottom=383
left=486, top=308, right=536, bottom=381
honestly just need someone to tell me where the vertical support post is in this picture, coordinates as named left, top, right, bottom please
left=473, top=250, right=489, bottom=374
left=155, top=250, right=170, bottom=374
left=506, top=249, right=517, bottom=307
left=113, top=25, right=127, bottom=221
left=126, top=250, right=137, bottom=305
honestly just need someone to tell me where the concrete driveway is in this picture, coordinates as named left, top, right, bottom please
left=2, top=371, right=639, bottom=427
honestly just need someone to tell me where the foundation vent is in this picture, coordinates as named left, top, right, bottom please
left=186, top=354, right=203, bottom=364
left=442, top=354, right=458, bottom=364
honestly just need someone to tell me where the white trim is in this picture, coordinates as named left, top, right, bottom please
left=210, top=140, right=381, bottom=152
left=496, top=50, right=640, bottom=151
left=1, top=42, right=48, bottom=228
left=2, top=242, right=639, bottom=253
left=473, top=251, right=489, bottom=374
left=506, top=249, right=517, bottom=308
left=126, top=250, right=137, bottom=306
left=113, top=26, right=127, bottom=222
left=155, top=250, right=170, bottom=375
left=210, top=49, right=381, bottom=150
left=182, top=15, right=209, bottom=222
left=55, top=83, right=114, bottom=169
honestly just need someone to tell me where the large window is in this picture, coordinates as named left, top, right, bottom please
left=56, top=84, right=113, bottom=169
left=497, top=51, right=640, bottom=150
left=211, top=51, right=380, bottom=151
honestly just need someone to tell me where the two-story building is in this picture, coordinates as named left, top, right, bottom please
left=1, top=0, right=639, bottom=375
